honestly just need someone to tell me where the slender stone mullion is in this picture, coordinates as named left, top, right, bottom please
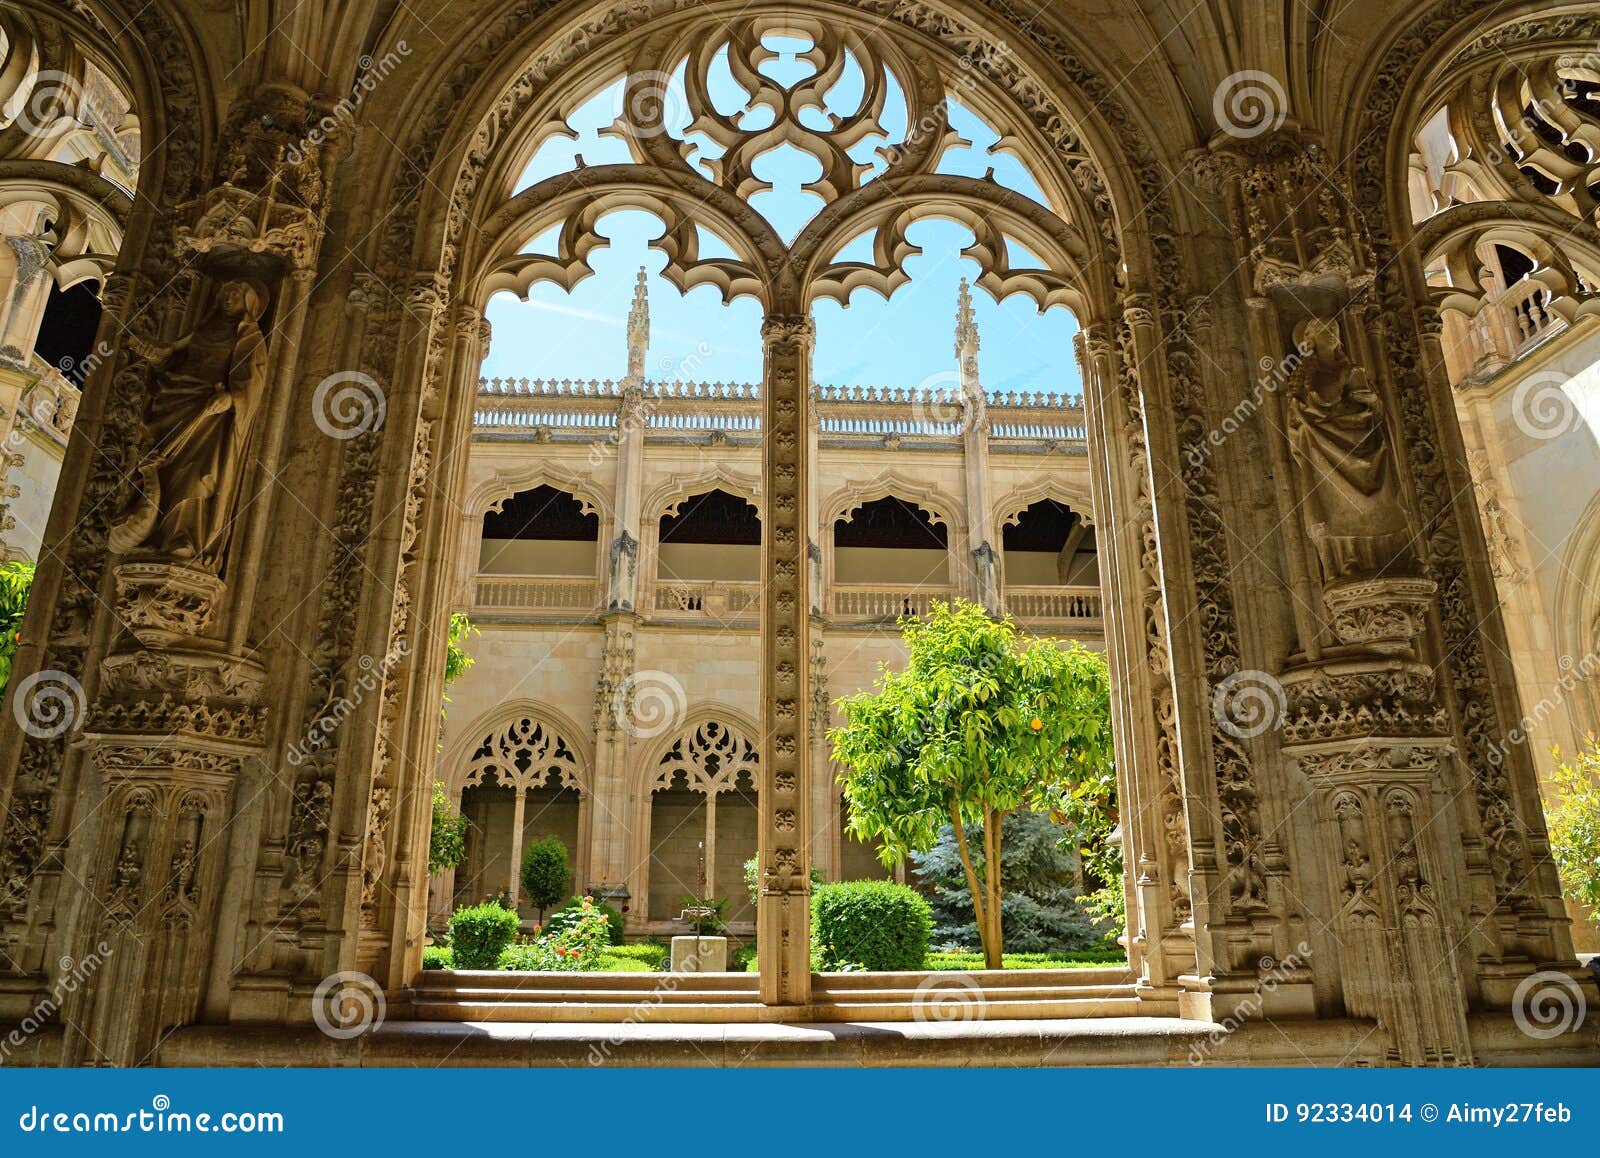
left=508, top=785, right=527, bottom=908
left=756, top=312, right=813, bottom=1007
left=1077, top=324, right=1192, bottom=1004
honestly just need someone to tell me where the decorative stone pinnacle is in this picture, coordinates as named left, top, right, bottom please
left=955, top=277, right=978, bottom=358
left=955, top=278, right=981, bottom=399
left=627, top=267, right=650, bottom=381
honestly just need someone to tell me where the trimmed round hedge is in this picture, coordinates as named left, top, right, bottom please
left=811, top=880, right=932, bottom=971
left=447, top=901, right=521, bottom=969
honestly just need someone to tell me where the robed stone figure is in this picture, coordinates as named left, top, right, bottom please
left=110, top=278, right=270, bottom=571
left=1282, top=316, right=1411, bottom=582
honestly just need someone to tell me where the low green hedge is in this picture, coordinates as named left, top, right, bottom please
left=448, top=902, right=521, bottom=969
left=811, top=880, right=932, bottom=972
left=422, top=945, right=454, bottom=970
left=601, top=943, right=668, bottom=970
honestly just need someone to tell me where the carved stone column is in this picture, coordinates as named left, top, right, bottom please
left=1076, top=322, right=1194, bottom=1015
left=343, top=273, right=455, bottom=986
left=589, top=617, right=637, bottom=910
left=1196, top=127, right=1569, bottom=1061
left=44, top=82, right=342, bottom=1063
left=376, top=303, right=496, bottom=987
left=955, top=280, right=999, bottom=613
left=757, top=313, right=813, bottom=1006
left=0, top=235, right=50, bottom=364
left=605, top=271, right=649, bottom=613
left=806, top=637, right=835, bottom=880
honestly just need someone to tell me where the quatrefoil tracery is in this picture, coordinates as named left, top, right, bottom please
left=473, top=13, right=1097, bottom=318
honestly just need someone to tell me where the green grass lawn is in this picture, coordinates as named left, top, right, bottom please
left=923, top=950, right=1125, bottom=971
left=596, top=944, right=668, bottom=971
left=595, top=954, right=658, bottom=972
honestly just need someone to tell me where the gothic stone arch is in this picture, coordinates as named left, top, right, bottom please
left=0, top=0, right=1586, bottom=1067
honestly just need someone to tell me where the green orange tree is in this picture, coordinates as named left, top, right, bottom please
left=1546, top=739, right=1600, bottom=927
left=830, top=600, right=1114, bottom=968
left=0, top=560, right=35, bottom=695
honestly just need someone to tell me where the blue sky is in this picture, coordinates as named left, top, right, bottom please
left=480, top=39, right=1080, bottom=395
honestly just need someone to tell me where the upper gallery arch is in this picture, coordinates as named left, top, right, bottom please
left=1379, top=11, right=1600, bottom=348
left=0, top=1, right=215, bottom=216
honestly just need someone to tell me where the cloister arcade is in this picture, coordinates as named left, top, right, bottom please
left=0, top=0, right=1594, bottom=1067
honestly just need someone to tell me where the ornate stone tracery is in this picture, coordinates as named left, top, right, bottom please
left=650, top=719, right=760, bottom=796
left=462, top=714, right=588, bottom=794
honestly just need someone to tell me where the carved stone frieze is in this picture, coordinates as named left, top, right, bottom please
left=1289, top=740, right=1473, bottom=1064
left=100, top=647, right=265, bottom=703
left=1279, top=661, right=1450, bottom=746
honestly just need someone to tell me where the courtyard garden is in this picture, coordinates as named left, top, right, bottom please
left=427, top=601, right=1127, bottom=974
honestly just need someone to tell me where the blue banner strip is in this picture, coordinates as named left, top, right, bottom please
left=1, top=1067, right=1596, bottom=1154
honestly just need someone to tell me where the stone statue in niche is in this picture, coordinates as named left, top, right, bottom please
left=1282, top=317, right=1410, bottom=583
left=110, top=278, right=271, bottom=572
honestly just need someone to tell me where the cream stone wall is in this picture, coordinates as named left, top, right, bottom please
left=1449, top=323, right=1600, bottom=950
left=479, top=538, right=599, bottom=576
left=435, top=363, right=1104, bottom=937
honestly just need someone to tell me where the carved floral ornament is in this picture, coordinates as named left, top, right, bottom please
left=466, top=12, right=1101, bottom=319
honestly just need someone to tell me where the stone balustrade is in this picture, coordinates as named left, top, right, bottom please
left=651, top=579, right=763, bottom=618
left=474, top=375, right=1086, bottom=446
left=473, top=574, right=601, bottom=613
left=472, top=574, right=1106, bottom=631
left=1004, top=585, right=1102, bottom=624
left=829, top=583, right=953, bottom=621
